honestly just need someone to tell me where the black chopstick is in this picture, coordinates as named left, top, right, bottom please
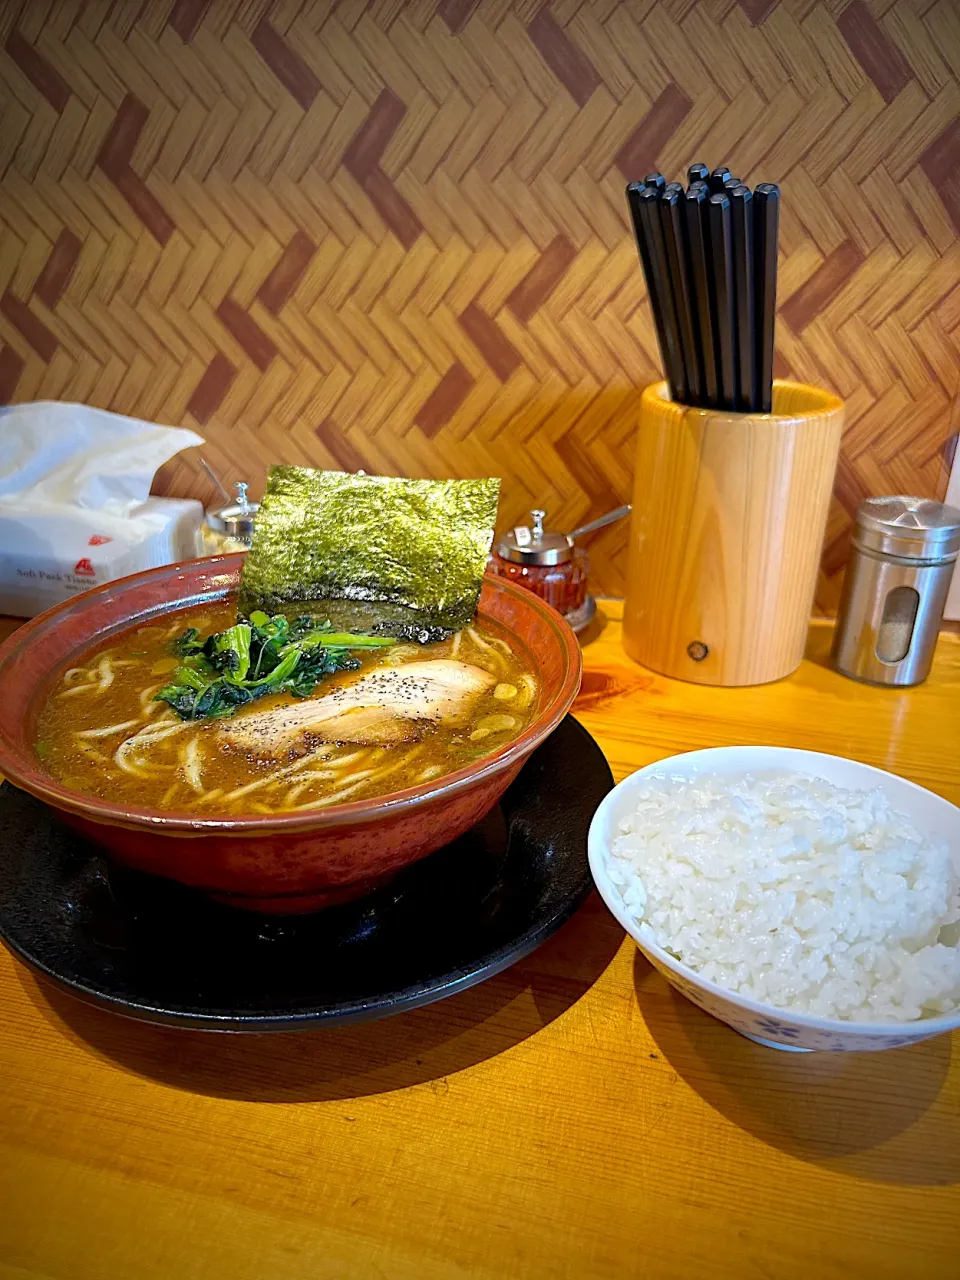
left=684, top=182, right=717, bottom=408
left=639, top=185, right=688, bottom=403
left=687, top=162, right=709, bottom=187
left=706, top=192, right=737, bottom=410
left=625, top=182, right=687, bottom=401
left=660, top=183, right=702, bottom=405
left=729, top=184, right=755, bottom=411
left=754, top=182, right=780, bottom=414
left=627, top=163, right=781, bottom=413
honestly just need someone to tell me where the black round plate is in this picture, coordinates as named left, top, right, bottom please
left=0, top=716, right=611, bottom=1031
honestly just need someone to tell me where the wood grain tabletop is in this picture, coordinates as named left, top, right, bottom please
left=1, top=603, right=959, bottom=1280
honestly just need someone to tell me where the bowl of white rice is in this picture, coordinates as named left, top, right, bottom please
left=588, top=746, right=960, bottom=1052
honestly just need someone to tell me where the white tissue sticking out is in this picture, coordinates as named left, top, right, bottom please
left=0, top=401, right=203, bottom=514
left=0, top=402, right=206, bottom=617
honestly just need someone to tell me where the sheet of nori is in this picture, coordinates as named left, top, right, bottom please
left=238, top=467, right=501, bottom=638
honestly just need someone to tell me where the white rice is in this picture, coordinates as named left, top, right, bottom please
left=607, top=771, right=960, bottom=1023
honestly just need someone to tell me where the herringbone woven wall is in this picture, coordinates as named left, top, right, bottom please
left=1, top=0, right=958, bottom=606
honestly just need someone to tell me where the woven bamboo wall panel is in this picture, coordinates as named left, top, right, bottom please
left=1, top=0, right=959, bottom=607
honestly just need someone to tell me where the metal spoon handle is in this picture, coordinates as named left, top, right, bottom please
left=198, top=456, right=232, bottom=504
left=569, top=504, right=631, bottom=540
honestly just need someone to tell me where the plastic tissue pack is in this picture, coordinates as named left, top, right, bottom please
left=0, top=402, right=204, bottom=617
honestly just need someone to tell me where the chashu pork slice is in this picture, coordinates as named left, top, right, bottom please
left=219, top=659, right=497, bottom=758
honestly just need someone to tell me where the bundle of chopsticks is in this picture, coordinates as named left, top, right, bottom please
left=626, top=164, right=780, bottom=413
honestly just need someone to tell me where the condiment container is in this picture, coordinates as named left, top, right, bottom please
left=489, top=509, right=593, bottom=630
left=204, top=481, right=259, bottom=548
left=489, top=505, right=630, bottom=631
left=831, top=496, right=960, bottom=687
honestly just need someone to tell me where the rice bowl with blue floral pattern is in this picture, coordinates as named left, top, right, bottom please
left=588, top=746, right=960, bottom=1052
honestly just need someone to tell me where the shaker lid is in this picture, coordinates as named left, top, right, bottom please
left=206, top=481, right=259, bottom=538
left=854, top=496, right=960, bottom=560
left=496, top=509, right=572, bottom=565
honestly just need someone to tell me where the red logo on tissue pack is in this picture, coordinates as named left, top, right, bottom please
left=73, top=558, right=96, bottom=578
left=88, top=534, right=112, bottom=546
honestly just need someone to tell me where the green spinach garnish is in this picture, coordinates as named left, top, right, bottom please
left=155, top=612, right=396, bottom=721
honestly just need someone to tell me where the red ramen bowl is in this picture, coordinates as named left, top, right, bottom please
left=0, top=556, right=582, bottom=913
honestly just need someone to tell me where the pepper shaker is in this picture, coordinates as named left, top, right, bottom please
left=831, top=496, right=960, bottom=687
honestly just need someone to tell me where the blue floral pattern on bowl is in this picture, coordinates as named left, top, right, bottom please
left=754, top=1017, right=801, bottom=1039
left=644, top=947, right=952, bottom=1052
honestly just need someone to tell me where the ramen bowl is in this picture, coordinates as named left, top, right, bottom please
left=0, top=556, right=582, bottom=913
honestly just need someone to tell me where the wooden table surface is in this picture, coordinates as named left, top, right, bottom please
left=2, top=603, right=960, bottom=1279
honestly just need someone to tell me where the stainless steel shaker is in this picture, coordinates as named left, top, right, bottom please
left=205, top=481, right=258, bottom=546
left=831, top=496, right=960, bottom=687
